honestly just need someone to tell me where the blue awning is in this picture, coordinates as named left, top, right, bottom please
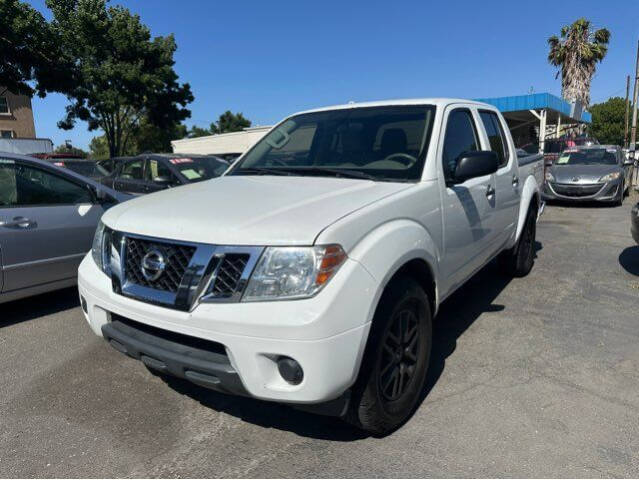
left=475, top=93, right=591, bottom=123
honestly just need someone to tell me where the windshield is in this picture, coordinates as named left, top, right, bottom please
left=55, top=161, right=107, bottom=178
left=555, top=149, right=618, bottom=166
left=169, top=157, right=228, bottom=182
left=229, top=106, right=436, bottom=182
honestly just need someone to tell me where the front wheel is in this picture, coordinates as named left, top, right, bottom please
left=499, top=205, right=537, bottom=277
left=615, top=182, right=624, bottom=206
left=348, top=276, right=432, bottom=436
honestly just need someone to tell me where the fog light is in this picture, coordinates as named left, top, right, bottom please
left=277, top=357, right=303, bottom=385
left=80, top=295, right=88, bottom=314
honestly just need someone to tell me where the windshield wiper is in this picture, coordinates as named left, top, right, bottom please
left=267, top=166, right=378, bottom=181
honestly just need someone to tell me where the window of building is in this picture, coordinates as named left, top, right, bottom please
left=1, top=130, right=14, bottom=139
left=0, top=97, right=9, bottom=115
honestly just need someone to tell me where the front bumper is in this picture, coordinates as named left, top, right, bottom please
left=542, top=179, right=622, bottom=202
left=632, top=203, right=639, bottom=245
left=78, top=253, right=376, bottom=406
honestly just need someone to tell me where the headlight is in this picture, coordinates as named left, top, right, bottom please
left=545, top=171, right=554, bottom=182
left=599, top=172, right=621, bottom=182
left=91, top=219, right=111, bottom=276
left=242, top=245, right=346, bottom=301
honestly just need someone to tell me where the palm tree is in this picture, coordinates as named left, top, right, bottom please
left=547, top=18, right=610, bottom=107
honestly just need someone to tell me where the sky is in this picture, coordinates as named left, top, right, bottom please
left=25, top=0, right=639, bottom=151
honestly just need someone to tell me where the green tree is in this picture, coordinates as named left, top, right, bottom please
left=47, top=0, right=193, bottom=157
left=547, top=18, right=610, bottom=107
left=134, top=117, right=188, bottom=153
left=188, top=125, right=213, bottom=138
left=0, top=0, right=72, bottom=97
left=188, top=111, right=252, bottom=138
left=89, top=135, right=111, bottom=160
left=589, top=97, right=626, bottom=146
left=211, top=110, right=251, bottom=134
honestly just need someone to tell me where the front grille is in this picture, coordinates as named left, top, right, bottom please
left=550, top=182, right=603, bottom=197
left=207, top=254, right=250, bottom=299
left=124, top=237, right=196, bottom=292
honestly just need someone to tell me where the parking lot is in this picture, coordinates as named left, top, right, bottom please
left=2, top=194, right=639, bottom=478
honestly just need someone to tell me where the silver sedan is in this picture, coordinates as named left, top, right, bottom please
left=542, top=145, right=633, bottom=206
left=0, top=152, right=129, bottom=304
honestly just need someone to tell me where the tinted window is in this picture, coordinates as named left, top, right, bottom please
left=232, top=106, right=436, bottom=182
left=146, top=159, right=178, bottom=185
left=442, top=110, right=479, bottom=179
left=120, top=160, right=144, bottom=180
left=479, top=111, right=509, bottom=167
left=0, top=160, right=92, bottom=206
left=169, top=157, right=228, bottom=182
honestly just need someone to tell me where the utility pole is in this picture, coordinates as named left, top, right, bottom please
left=624, top=75, right=630, bottom=148
left=630, top=40, right=639, bottom=158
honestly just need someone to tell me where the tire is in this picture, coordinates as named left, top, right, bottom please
left=614, top=182, right=624, bottom=206
left=499, top=205, right=537, bottom=277
left=348, top=276, right=432, bottom=436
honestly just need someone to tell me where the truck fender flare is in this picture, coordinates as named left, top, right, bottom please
left=515, top=176, right=540, bottom=242
left=348, top=219, right=441, bottom=321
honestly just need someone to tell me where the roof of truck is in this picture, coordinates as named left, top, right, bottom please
left=294, top=98, right=491, bottom=116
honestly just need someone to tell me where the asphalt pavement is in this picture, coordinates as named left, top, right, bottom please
left=2, top=193, right=639, bottom=477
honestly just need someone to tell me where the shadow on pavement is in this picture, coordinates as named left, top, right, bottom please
left=159, top=374, right=369, bottom=441
left=159, top=244, right=541, bottom=440
left=1, top=287, right=79, bottom=329
left=619, top=246, right=639, bottom=276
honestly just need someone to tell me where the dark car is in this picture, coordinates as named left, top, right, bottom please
left=96, top=156, right=133, bottom=176
left=100, top=153, right=230, bottom=195
left=51, top=159, right=109, bottom=179
left=31, top=153, right=108, bottom=180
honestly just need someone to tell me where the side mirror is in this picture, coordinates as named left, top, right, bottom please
left=450, top=151, right=499, bottom=185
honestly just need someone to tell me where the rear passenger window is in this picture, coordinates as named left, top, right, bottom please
left=479, top=111, right=509, bottom=167
left=442, top=109, right=479, bottom=180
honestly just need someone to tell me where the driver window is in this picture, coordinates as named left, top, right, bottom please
left=120, top=159, right=144, bottom=180
left=442, top=109, right=479, bottom=180
left=146, top=159, right=176, bottom=184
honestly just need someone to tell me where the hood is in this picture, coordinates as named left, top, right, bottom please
left=549, top=164, right=621, bottom=183
left=102, top=175, right=412, bottom=245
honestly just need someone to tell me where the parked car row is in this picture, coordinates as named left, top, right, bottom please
left=98, top=153, right=230, bottom=195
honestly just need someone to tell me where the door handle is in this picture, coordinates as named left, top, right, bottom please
left=486, top=185, right=495, bottom=197
left=0, top=216, right=36, bottom=229
left=512, top=175, right=519, bottom=187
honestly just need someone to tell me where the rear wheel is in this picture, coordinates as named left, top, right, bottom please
left=500, top=205, right=537, bottom=277
left=348, top=276, right=432, bottom=436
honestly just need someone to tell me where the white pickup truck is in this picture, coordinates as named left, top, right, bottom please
left=79, top=99, right=543, bottom=434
